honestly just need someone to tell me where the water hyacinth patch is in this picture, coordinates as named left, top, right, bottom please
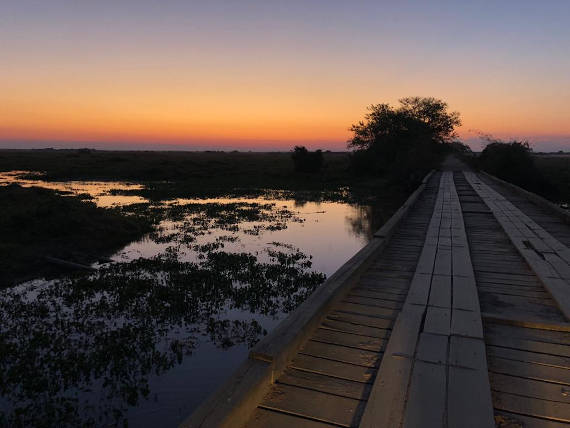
left=0, top=246, right=325, bottom=426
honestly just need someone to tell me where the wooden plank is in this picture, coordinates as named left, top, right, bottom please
left=448, top=366, right=494, bottom=428
left=334, top=301, right=398, bottom=319
left=464, top=171, right=570, bottom=321
left=356, top=283, right=410, bottom=294
left=424, top=306, right=451, bottom=336
left=416, top=332, right=448, bottom=364
left=402, top=361, right=446, bottom=428
left=487, top=344, right=570, bottom=370
left=483, top=317, right=570, bottom=337
left=246, top=408, right=337, bottom=428
left=328, top=312, right=394, bottom=329
left=260, top=383, right=364, bottom=427
left=311, top=328, right=386, bottom=352
left=358, top=355, right=413, bottom=428
left=494, top=411, right=570, bottom=428
left=382, top=304, right=425, bottom=357
left=358, top=305, right=424, bottom=428
left=343, top=295, right=403, bottom=310
left=490, top=372, right=570, bottom=404
left=452, top=246, right=473, bottom=278
left=492, top=390, right=570, bottom=422
left=485, top=335, right=570, bottom=357
left=478, top=285, right=552, bottom=299
left=349, top=288, right=407, bottom=300
left=300, top=341, right=380, bottom=367
left=290, top=354, right=375, bottom=383
left=428, top=274, right=451, bottom=308
left=449, top=336, right=487, bottom=370
left=452, top=275, right=480, bottom=312
left=479, top=295, right=562, bottom=323
left=433, top=249, right=452, bottom=276
left=278, top=369, right=371, bottom=401
left=406, top=272, right=433, bottom=305
left=320, top=319, right=391, bottom=339
left=451, top=309, right=483, bottom=339
left=488, top=357, right=570, bottom=385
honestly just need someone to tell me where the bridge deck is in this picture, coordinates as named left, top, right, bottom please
left=245, top=172, right=441, bottom=427
left=185, top=168, right=570, bottom=428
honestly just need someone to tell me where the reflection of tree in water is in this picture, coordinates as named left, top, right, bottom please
left=0, top=247, right=325, bottom=427
left=345, top=202, right=393, bottom=240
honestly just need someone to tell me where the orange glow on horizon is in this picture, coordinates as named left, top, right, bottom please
left=2, top=2, right=570, bottom=151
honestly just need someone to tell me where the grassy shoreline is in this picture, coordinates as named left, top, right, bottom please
left=0, top=150, right=411, bottom=286
left=0, top=185, right=153, bottom=287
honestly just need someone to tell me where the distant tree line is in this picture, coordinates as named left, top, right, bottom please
left=291, top=146, right=324, bottom=173
left=289, top=96, right=562, bottom=203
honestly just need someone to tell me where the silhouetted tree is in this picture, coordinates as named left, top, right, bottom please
left=348, top=97, right=461, bottom=182
left=291, top=146, right=324, bottom=173
left=478, top=138, right=551, bottom=191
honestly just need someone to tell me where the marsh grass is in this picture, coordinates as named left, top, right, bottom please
left=0, top=246, right=325, bottom=426
left=0, top=185, right=152, bottom=287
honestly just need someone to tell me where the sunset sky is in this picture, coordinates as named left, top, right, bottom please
left=1, top=1, right=569, bottom=151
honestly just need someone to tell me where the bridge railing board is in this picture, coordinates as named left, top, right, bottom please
left=480, top=170, right=570, bottom=225
left=181, top=169, right=435, bottom=428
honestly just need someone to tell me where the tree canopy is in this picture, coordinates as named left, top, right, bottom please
left=347, top=97, right=461, bottom=180
left=349, top=97, right=461, bottom=151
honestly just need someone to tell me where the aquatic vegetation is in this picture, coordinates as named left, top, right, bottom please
left=123, top=201, right=304, bottom=246
left=0, top=162, right=401, bottom=426
left=0, top=246, right=325, bottom=426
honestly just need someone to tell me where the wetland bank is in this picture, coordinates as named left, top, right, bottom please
left=0, top=149, right=410, bottom=427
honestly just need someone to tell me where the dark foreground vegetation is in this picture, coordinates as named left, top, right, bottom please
left=0, top=150, right=365, bottom=200
left=476, top=138, right=569, bottom=204
left=0, top=245, right=324, bottom=426
left=0, top=185, right=152, bottom=287
left=0, top=147, right=411, bottom=287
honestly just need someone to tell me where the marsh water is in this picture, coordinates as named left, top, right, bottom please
left=0, top=171, right=383, bottom=427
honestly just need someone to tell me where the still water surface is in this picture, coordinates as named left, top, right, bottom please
left=0, top=172, right=377, bottom=427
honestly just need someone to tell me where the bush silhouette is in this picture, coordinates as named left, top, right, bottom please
left=291, top=146, right=324, bottom=173
left=478, top=138, right=554, bottom=196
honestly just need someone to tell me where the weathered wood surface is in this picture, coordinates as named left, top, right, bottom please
left=456, top=171, right=570, bottom=428
left=464, top=171, right=570, bottom=319
left=359, top=171, right=494, bottom=428
left=183, top=170, right=439, bottom=428
left=244, top=173, right=441, bottom=428
left=185, top=164, right=570, bottom=428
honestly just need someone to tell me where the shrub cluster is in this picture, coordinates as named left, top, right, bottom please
left=478, top=138, right=553, bottom=197
left=347, top=97, right=461, bottom=185
left=291, top=146, right=324, bottom=173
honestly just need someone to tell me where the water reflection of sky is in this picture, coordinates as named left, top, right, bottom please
left=0, top=170, right=147, bottom=207
left=116, top=198, right=370, bottom=276
left=1, top=171, right=376, bottom=427
left=117, top=201, right=372, bottom=426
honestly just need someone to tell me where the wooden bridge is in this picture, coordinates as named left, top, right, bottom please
left=184, top=163, right=570, bottom=428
